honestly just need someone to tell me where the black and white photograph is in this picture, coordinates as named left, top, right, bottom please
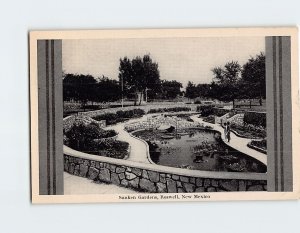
left=30, top=28, right=299, bottom=203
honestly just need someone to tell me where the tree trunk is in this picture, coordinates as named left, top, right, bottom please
left=139, top=91, right=143, bottom=106
left=134, top=92, right=137, bottom=106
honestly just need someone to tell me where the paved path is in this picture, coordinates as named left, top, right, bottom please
left=64, top=172, right=137, bottom=194
left=105, top=115, right=151, bottom=164
left=190, top=115, right=267, bottom=165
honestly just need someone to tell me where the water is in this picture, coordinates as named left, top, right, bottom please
left=133, top=129, right=266, bottom=173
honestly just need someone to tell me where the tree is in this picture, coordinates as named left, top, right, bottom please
left=161, top=80, right=182, bottom=99
left=241, top=52, right=266, bottom=105
left=94, top=76, right=121, bottom=102
left=119, top=55, right=160, bottom=105
left=185, top=81, right=198, bottom=99
left=63, top=73, right=97, bottom=110
left=211, top=61, right=241, bottom=104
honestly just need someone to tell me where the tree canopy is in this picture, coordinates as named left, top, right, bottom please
left=119, top=54, right=160, bottom=105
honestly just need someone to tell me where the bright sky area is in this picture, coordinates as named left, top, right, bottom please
left=62, top=37, right=265, bottom=87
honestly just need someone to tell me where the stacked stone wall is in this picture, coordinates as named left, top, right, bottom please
left=64, top=154, right=267, bottom=193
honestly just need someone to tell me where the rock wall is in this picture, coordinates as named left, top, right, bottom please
left=64, top=154, right=267, bottom=193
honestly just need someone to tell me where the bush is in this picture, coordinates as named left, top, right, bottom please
left=196, top=105, right=214, bottom=117
left=93, top=109, right=145, bottom=125
left=244, top=111, right=266, bottom=128
left=148, top=107, right=191, bottom=114
left=230, top=122, right=266, bottom=138
left=94, top=113, right=118, bottom=125
left=93, top=139, right=129, bottom=159
left=250, top=139, right=267, bottom=150
left=65, top=122, right=117, bottom=151
left=213, top=108, right=230, bottom=117
left=202, top=115, right=215, bottom=124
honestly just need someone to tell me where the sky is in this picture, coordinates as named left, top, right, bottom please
left=62, top=37, right=265, bottom=87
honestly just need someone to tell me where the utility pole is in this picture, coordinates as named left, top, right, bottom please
left=121, top=76, right=124, bottom=108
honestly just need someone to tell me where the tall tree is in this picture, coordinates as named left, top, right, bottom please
left=211, top=61, right=241, bottom=104
left=185, top=81, right=197, bottom=99
left=241, top=52, right=266, bottom=105
left=63, top=73, right=97, bottom=110
left=119, top=54, right=160, bottom=105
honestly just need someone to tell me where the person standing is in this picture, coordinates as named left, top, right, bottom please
left=226, top=122, right=231, bottom=142
left=223, top=122, right=227, bottom=141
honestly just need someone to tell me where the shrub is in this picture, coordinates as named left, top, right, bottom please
left=93, top=139, right=129, bottom=159
left=93, top=113, right=118, bottom=125
left=65, top=122, right=117, bottom=150
left=230, top=122, right=266, bottom=138
left=250, top=139, right=267, bottom=150
left=213, top=108, right=230, bottom=117
left=244, top=111, right=266, bottom=128
left=202, top=115, right=215, bottom=124
left=148, top=107, right=191, bottom=114
left=94, top=109, right=145, bottom=125
left=196, top=105, right=214, bottom=117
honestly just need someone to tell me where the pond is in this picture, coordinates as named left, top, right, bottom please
left=132, top=128, right=267, bottom=173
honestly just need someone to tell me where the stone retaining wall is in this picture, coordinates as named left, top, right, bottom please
left=64, top=154, right=267, bottom=193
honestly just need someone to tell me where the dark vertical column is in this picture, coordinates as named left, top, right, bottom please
left=266, top=36, right=293, bottom=192
left=37, top=40, right=63, bottom=195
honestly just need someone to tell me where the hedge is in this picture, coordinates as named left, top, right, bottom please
left=244, top=111, right=266, bottom=128
left=93, top=109, right=145, bottom=125
left=148, top=107, right=191, bottom=114
left=196, top=105, right=214, bottom=117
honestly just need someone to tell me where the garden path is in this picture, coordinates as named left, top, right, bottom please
left=105, top=115, right=151, bottom=164
left=190, top=115, right=267, bottom=165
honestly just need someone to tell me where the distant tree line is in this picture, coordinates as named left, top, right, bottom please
left=63, top=74, right=121, bottom=108
left=64, top=52, right=266, bottom=107
left=185, top=52, right=266, bottom=105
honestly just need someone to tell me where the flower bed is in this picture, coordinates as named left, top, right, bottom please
left=64, top=122, right=129, bottom=159
left=202, top=115, right=215, bottom=124
left=92, top=109, right=145, bottom=125
left=244, top=111, right=266, bottom=128
left=230, top=122, right=266, bottom=139
left=247, top=139, right=267, bottom=154
left=148, top=107, right=191, bottom=114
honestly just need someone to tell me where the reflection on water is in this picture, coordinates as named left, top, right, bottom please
left=133, top=129, right=266, bottom=173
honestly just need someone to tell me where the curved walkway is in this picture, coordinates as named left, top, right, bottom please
left=105, top=115, right=151, bottom=164
left=190, top=115, right=267, bottom=165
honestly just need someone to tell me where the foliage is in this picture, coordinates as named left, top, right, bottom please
left=240, top=53, right=266, bottom=103
left=202, top=115, right=215, bottom=124
left=63, top=74, right=97, bottom=108
left=249, top=139, right=267, bottom=151
left=63, top=74, right=121, bottom=109
left=244, top=111, right=266, bottom=128
left=65, top=122, right=117, bottom=151
left=119, top=55, right=160, bottom=105
left=93, top=109, right=145, bottom=125
left=92, top=139, right=129, bottom=159
left=160, top=80, right=183, bottom=99
left=148, top=107, right=191, bottom=114
left=230, top=122, right=266, bottom=139
left=196, top=105, right=214, bottom=117
left=213, top=108, right=230, bottom=117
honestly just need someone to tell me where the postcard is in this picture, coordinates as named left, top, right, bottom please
left=30, top=27, right=300, bottom=203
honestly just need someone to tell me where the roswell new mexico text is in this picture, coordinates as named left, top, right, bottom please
left=118, top=194, right=211, bottom=201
